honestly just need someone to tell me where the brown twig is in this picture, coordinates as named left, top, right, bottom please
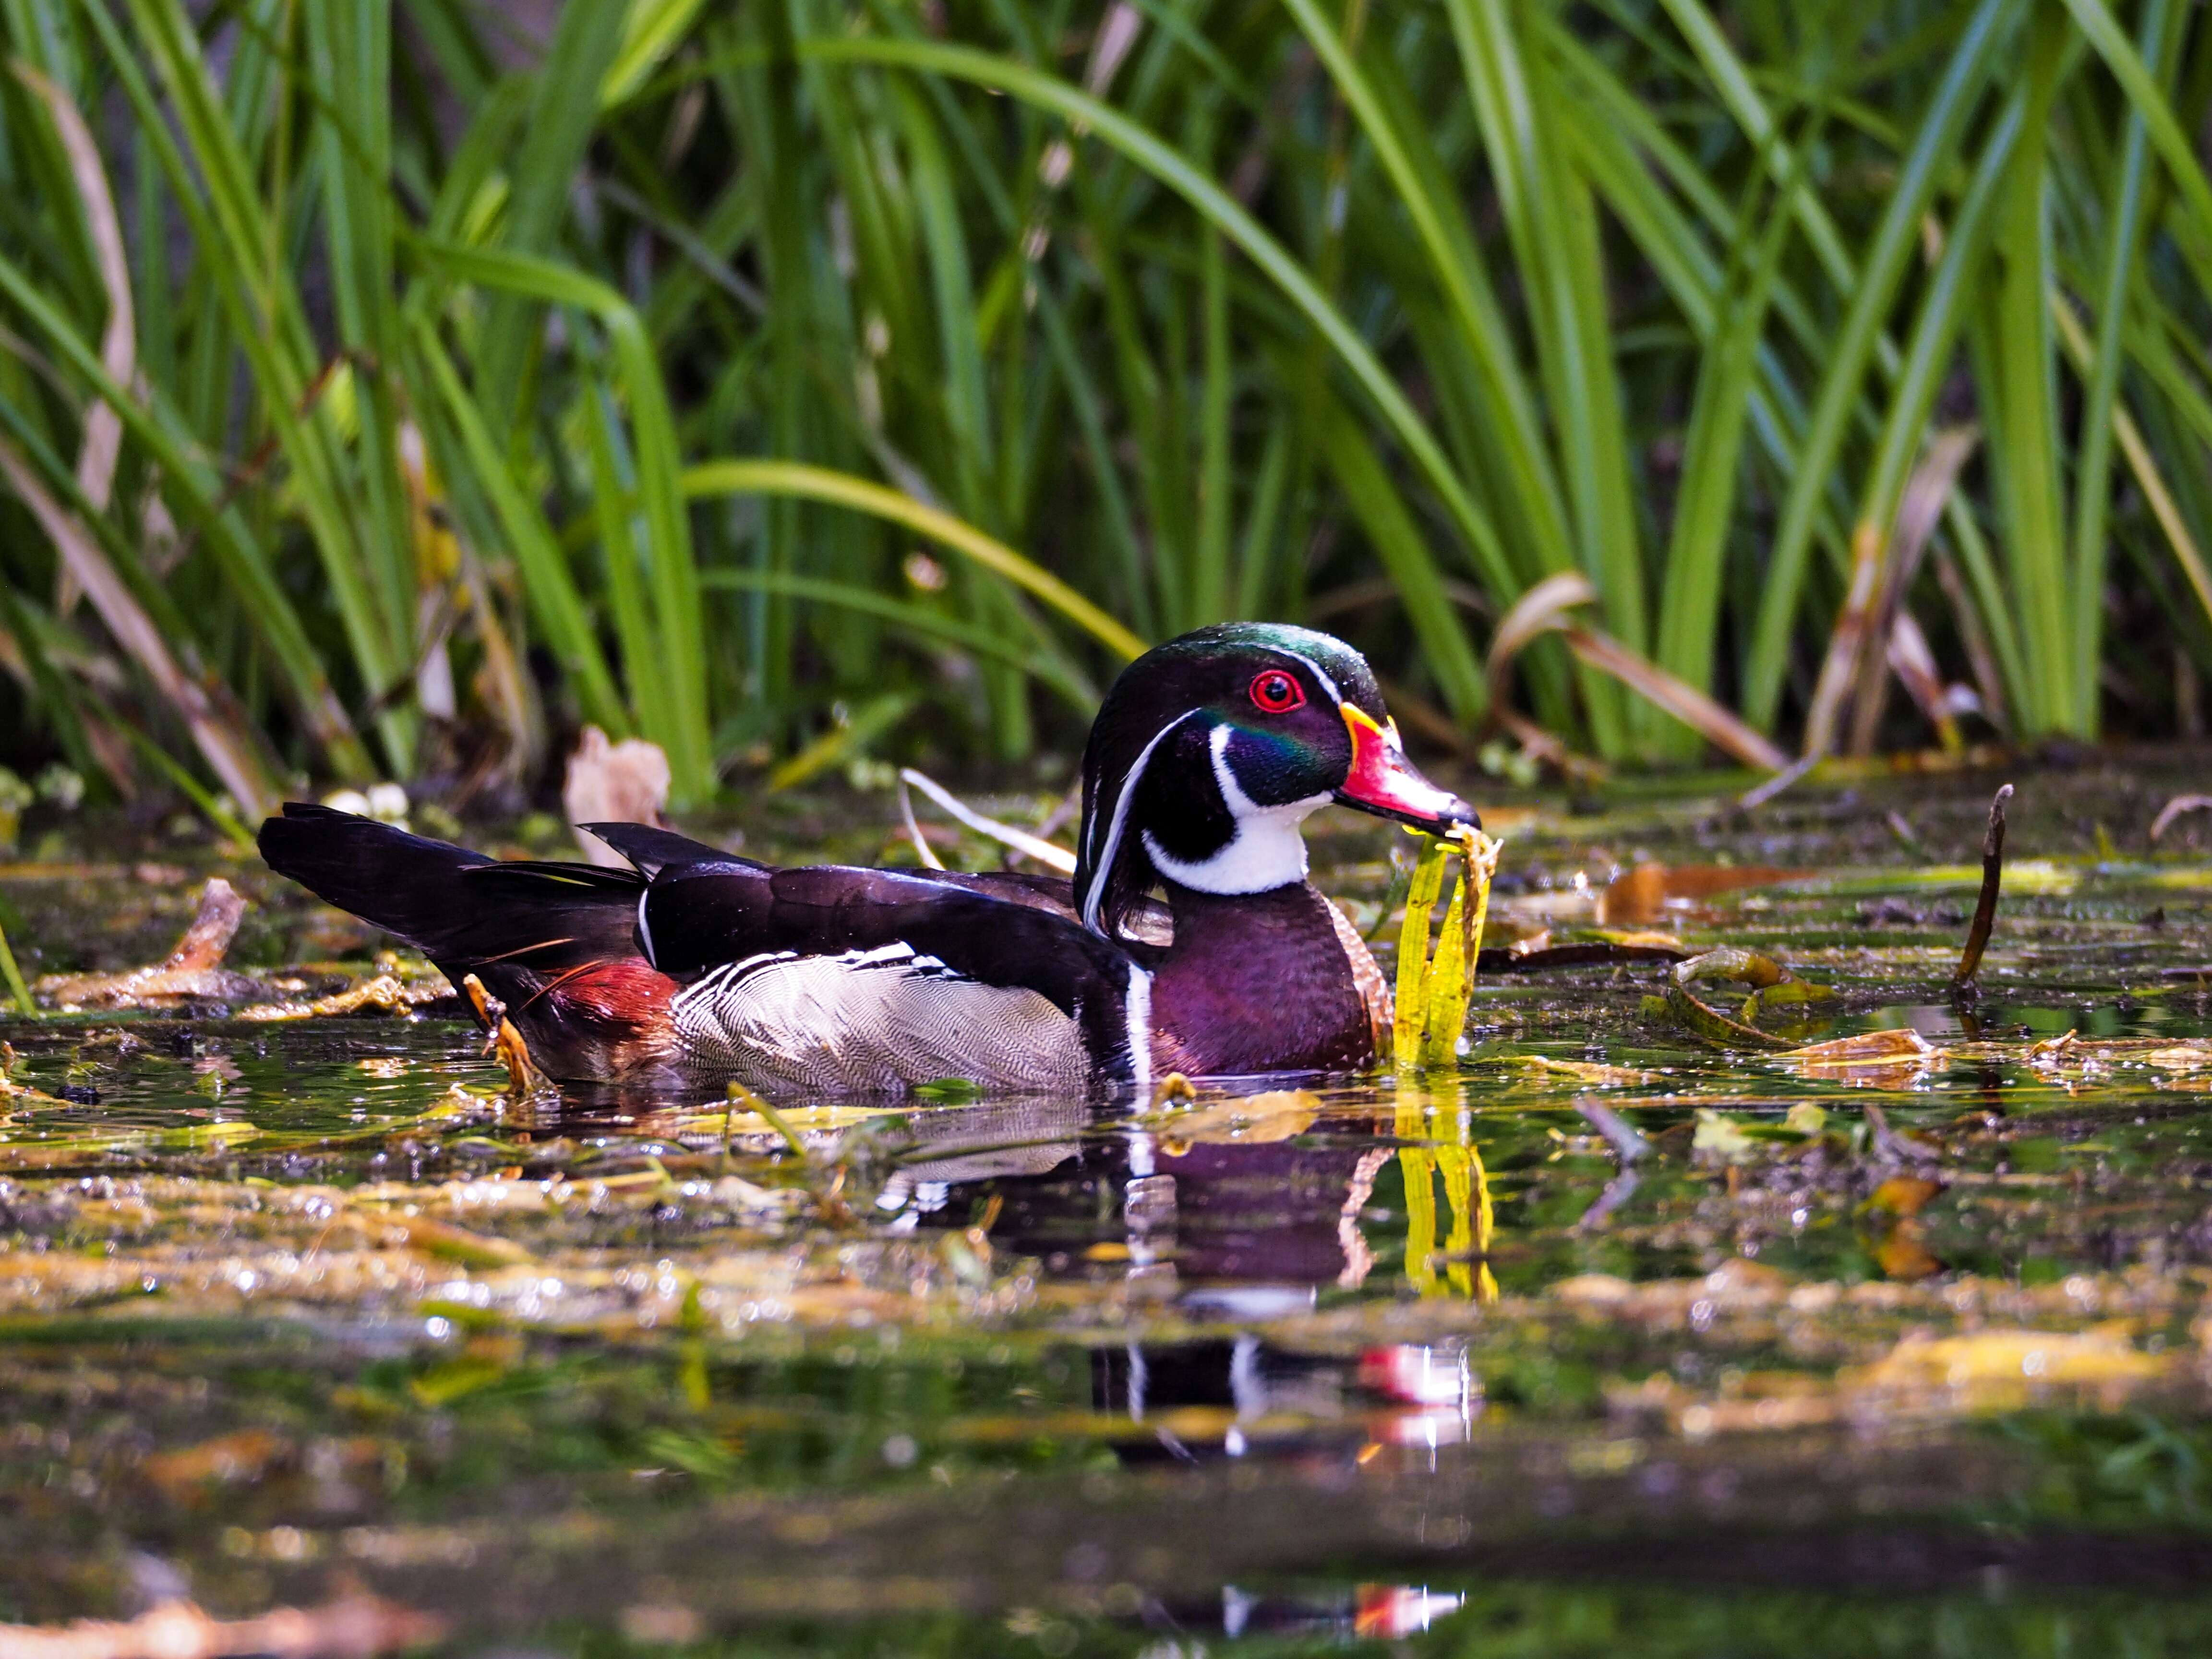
left=1737, top=750, right=1821, bottom=813
left=1954, top=783, right=2013, bottom=988
left=2150, top=793, right=2212, bottom=843
left=35, top=878, right=267, bottom=1008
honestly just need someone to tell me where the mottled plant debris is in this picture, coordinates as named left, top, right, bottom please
left=7, top=765, right=2212, bottom=1641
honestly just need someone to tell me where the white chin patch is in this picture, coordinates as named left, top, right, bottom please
left=1142, top=725, right=1327, bottom=896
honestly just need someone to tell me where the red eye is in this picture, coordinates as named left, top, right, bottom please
left=1250, top=670, right=1304, bottom=713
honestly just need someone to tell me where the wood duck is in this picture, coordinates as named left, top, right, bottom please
left=258, top=623, right=1477, bottom=1095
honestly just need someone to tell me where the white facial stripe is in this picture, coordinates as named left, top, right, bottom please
left=1142, top=723, right=1327, bottom=897
left=1273, top=648, right=1341, bottom=706
left=1123, top=965, right=1153, bottom=1094
left=1081, top=709, right=1196, bottom=933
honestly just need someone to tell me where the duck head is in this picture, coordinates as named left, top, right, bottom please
left=1074, top=623, right=1478, bottom=938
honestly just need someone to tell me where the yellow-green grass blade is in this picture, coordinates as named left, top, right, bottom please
left=0, top=237, right=368, bottom=774
left=580, top=372, right=676, bottom=751
left=109, top=0, right=417, bottom=768
left=0, top=910, right=31, bottom=1016
left=1985, top=7, right=2073, bottom=736
left=698, top=569, right=1096, bottom=714
left=682, top=459, right=1146, bottom=663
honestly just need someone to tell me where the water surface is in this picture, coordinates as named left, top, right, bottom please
left=5, top=756, right=2212, bottom=1652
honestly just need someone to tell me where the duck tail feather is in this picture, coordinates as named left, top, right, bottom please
left=256, top=802, right=643, bottom=972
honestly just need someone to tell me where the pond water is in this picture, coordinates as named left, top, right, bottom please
left=5, top=754, right=2212, bottom=1655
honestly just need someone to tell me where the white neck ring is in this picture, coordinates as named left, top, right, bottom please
left=1141, top=724, right=1326, bottom=896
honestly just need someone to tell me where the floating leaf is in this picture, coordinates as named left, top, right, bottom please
left=1666, top=948, right=1800, bottom=1049
left=1157, top=1089, right=1321, bottom=1148
left=1875, top=1222, right=1944, bottom=1282
left=1777, top=1028, right=1945, bottom=1087
left=1692, top=1109, right=1761, bottom=1162
left=1865, top=1176, right=1944, bottom=1217
left=1495, top=1056, right=1657, bottom=1090
left=1851, top=1328, right=2164, bottom=1411
left=1782, top=1103, right=1829, bottom=1137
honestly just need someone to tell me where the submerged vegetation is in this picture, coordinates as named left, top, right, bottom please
left=0, top=1, right=2209, bottom=823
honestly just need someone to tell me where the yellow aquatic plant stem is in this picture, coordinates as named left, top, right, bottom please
left=1393, top=1090, right=1498, bottom=1302
left=1438, top=1145, right=1477, bottom=1300
left=1398, top=1145, right=1440, bottom=1297
left=1416, top=828, right=1503, bottom=1070
left=1419, top=878, right=1469, bottom=1069
left=1392, top=836, right=1451, bottom=1068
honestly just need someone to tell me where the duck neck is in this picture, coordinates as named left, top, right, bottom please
left=1146, top=878, right=1377, bottom=1077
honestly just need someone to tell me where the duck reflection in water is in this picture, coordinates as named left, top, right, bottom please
left=874, top=1085, right=1493, bottom=1299
left=871, top=1082, right=1492, bottom=1461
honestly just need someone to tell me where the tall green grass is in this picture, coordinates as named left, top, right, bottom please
left=0, top=0, right=2210, bottom=814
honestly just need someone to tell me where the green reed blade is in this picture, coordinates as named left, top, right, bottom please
left=414, top=239, right=712, bottom=802
left=1652, top=141, right=1803, bottom=750
left=1317, top=408, right=1487, bottom=724
left=1982, top=9, right=2074, bottom=737
left=2069, top=0, right=2185, bottom=736
left=410, top=320, right=629, bottom=739
left=1743, top=0, right=2018, bottom=732
left=0, top=914, right=30, bottom=1018
left=1287, top=0, right=1568, bottom=600
left=472, top=0, right=630, bottom=431
left=805, top=34, right=1524, bottom=652
left=699, top=569, right=1094, bottom=714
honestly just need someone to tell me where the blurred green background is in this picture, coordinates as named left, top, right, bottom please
left=0, top=0, right=2209, bottom=822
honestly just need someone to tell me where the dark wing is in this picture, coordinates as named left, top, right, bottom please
left=639, top=862, right=1150, bottom=1081
left=714, top=866, right=1179, bottom=944
left=898, top=868, right=1076, bottom=917
left=577, top=820, right=763, bottom=878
